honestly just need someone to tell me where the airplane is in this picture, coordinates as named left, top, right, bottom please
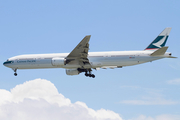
left=3, top=28, right=177, bottom=78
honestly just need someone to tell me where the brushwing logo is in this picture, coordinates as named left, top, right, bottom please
left=153, top=35, right=167, bottom=48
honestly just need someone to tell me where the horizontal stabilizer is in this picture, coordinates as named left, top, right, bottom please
left=151, top=46, right=168, bottom=56
left=166, top=56, right=177, bottom=58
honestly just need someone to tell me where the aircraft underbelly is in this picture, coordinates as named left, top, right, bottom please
left=10, top=58, right=81, bottom=69
left=93, top=56, right=162, bottom=67
left=7, top=56, right=162, bottom=70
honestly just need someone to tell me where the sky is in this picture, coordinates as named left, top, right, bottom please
left=0, top=1, right=180, bottom=120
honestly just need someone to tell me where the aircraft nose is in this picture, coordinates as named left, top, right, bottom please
left=3, top=61, right=8, bottom=66
left=3, top=61, right=13, bottom=67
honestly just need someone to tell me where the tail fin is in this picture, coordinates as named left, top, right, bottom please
left=145, top=28, right=172, bottom=50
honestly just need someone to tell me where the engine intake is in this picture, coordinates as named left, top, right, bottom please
left=52, top=58, right=66, bottom=66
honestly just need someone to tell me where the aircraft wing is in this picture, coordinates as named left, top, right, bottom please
left=65, top=35, right=91, bottom=67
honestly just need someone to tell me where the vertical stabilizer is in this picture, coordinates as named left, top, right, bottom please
left=145, top=28, right=171, bottom=50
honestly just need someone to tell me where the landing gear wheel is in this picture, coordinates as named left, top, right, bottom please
left=80, top=68, right=96, bottom=78
left=92, top=74, right=95, bottom=78
left=12, top=68, right=18, bottom=76
left=14, top=73, right=17, bottom=76
left=85, top=72, right=88, bottom=77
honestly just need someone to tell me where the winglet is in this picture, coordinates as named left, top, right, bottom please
left=150, top=46, right=168, bottom=56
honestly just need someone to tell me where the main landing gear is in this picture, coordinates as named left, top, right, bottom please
left=12, top=68, right=17, bottom=76
left=85, top=71, right=95, bottom=78
left=77, top=68, right=95, bottom=78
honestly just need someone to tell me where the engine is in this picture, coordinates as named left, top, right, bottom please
left=52, top=58, right=66, bottom=66
left=66, top=69, right=79, bottom=75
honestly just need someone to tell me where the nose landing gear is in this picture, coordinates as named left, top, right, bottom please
left=14, top=73, right=17, bottom=76
left=12, top=68, right=17, bottom=76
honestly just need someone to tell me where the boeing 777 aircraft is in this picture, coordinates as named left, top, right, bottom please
left=3, top=28, right=176, bottom=78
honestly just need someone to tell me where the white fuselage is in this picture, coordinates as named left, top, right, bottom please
left=3, top=28, right=174, bottom=77
left=4, top=50, right=171, bottom=70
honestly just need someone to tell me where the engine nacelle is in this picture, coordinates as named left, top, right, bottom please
left=52, top=58, right=66, bottom=66
left=66, top=69, right=79, bottom=76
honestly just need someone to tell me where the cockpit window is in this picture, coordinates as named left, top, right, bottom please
left=3, top=60, right=13, bottom=65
